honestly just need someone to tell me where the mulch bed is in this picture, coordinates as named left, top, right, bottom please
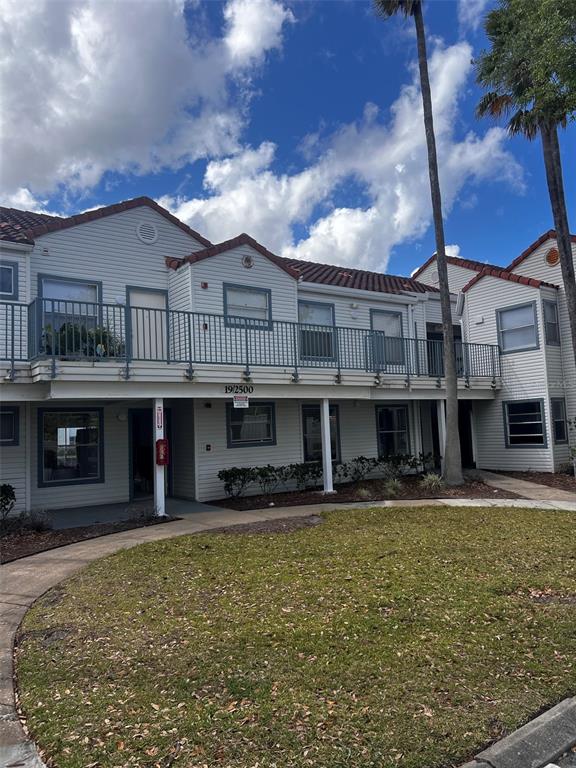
left=213, top=476, right=521, bottom=511
left=495, top=470, right=576, bottom=494
left=0, top=516, right=178, bottom=565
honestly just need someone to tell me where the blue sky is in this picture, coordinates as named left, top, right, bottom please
left=2, top=0, right=574, bottom=276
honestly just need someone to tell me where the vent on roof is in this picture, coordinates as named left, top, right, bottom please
left=136, top=221, right=158, bottom=244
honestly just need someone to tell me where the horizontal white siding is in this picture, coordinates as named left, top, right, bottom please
left=0, top=402, right=27, bottom=513
left=31, top=402, right=129, bottom=510
left=194, top=398, right=417, bottom=501
left=0, top=249, right=29, bottom=365
left=30, top=206, right=205, bottom=305
left=298, top=288, right=411, bottom=333
left=170, top=399, right=195, bottom=499
left=168, top=264, right=192, bottom=312
left=465, top=275, right=553, bottom=471
left=417, top=260, right=480, bottom=293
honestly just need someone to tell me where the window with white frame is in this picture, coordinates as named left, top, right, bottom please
left=0, top=262, right=18, bottom=301
left=551, top=398, right=568, bottom=444
left=371, top=310, right=404, bottom=367
left=40, top=276, right=100, bottom=331
left=497, top=303, right=538, bottom=352
left=226, top=403, right=276, bottom=447
left=223, top=284, right=271, bottom=327
left=376, top=405, right=409, bottom=456
left=39, top=409, right=103, bottom=486
left=543, top=300, right=560, bottom=345
left=0, top=406, right=19, bottom=446
left=504, top=401, right=545, bottom=446
left=298, top=300, right=335, bottom=360
left=302, top=404, right=340, bottom=462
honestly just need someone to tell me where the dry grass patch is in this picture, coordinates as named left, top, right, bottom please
left=16, top=505, right=576, bottom=768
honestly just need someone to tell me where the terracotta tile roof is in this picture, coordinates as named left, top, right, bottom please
left=411, top=252, right=501, bottom=279
left=0, top=197, right=212, bottom=247
left=506, top=229, right=576, bottom=272
left=0, top=207, right=63, bottom=244
left=462, top=265, right=559, bottom=293
left=167, top=232, right=439, bottom=295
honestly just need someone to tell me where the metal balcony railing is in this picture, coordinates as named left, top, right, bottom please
left=0, top=299, right=501, bottom=381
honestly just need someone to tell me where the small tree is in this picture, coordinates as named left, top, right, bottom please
left=0, top=484, right=16, bottom=529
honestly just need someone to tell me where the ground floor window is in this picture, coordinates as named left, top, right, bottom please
left=376, top=405, right=409, bottom=456
left=503, top=400, right=546, bottom=447
left=38, top=408, right=104, bottom=486
left=0, top=406, right=19, bottom=446
left=226, top=402, right=276, bottom=448
left=302, top=404, right=340, bottom=462
left=551, top=398, right=568, bottom=444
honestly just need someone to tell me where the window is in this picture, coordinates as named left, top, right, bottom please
left=302, top=404, right=340, bottom=462
left=0, top=261, right=18, bottom=301
left=551, top=398, right=568, bottom=444
left=298, top=300, right=335, bottom=361
left=0, top=406, right=19, bottom=446
left=223, top=284, right=271, bottom=328
left=39, top=409, right=104, bottom=486
left=376, top=405, right=409, bottom=456
left=543, top=300, right=560, bottom=345
left=497, top=303, right=538, bottom=353
left=503, top=400, right=546, bottom=447
left=40, top=276, right=100, bottom=330
left=371, top=310, right=404, bottom=368
left=226, top=402, right=276, bottom=448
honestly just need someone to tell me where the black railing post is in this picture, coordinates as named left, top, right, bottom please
left=123, top=301, right=131, bottom=380
left=186, top=313, right=194, bottom=380
left=7, top=303, right=15, bottom=380
left=243, top=323, right=251, bottom=380
left=334, top=326, right=341, bottom=383
left=291, top=322, right=299, bottom=382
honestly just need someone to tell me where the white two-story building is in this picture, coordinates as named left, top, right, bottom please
left=414, top=231, right=576, bottom=475
left=0, top=196, right=503, bottom=515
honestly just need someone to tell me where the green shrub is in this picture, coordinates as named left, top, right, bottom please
left=348, top=456, right=378, bottom=482
left=0, top=483, right=16, bottom=530
left=355, top=485, right=374, bottom=500
left=333, top=462, right=351, bottom=484
left=255, top=465, right=282, bottom=496
left=289, top=462, right=322, bottom=491
left=419, top=472, right=444, bottom=492
left=218, top=467, right=256, bottom=498
left=384, top=478, right=403, bottom=498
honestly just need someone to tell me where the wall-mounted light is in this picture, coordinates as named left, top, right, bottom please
left=201, top=281, right=208, bottom=289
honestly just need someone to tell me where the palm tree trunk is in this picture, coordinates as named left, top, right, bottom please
left=413, top=3, right=463, bottom=485
left=540, top=121, right=576, bottom=369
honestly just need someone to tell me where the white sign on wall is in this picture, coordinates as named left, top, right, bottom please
left=156, top=405, right=164, bottom=429
left=233, top=395, right=249, bottom=409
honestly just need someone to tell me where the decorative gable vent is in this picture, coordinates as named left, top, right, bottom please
left=136, top=221, right=158, bottom=244
left=545, top=247, right=559, bottom=266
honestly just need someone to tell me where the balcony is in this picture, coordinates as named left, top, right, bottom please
left=0, top=299, right=501, bottom=382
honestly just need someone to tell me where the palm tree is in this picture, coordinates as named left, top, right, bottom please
left=476, top=0, right=576, bottom=369
left=374, top=0, right=463, bottom=485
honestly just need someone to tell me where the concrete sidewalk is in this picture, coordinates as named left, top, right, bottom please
left=477, top=469, right=576, bottom=503
left=2, top=498, right=576, bottom=767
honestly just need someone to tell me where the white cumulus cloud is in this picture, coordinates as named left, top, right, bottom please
left=457, top=0, right=491, bottom=32
left=159, top=41, right=523, bottom=272
left=0, top=0, right=293, bottom=204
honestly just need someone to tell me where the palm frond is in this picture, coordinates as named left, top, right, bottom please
left=476, top=91, right=514, bottom=119
left=373, top=0, right=421, bottom=19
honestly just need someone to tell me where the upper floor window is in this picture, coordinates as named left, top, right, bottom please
left=298, top=300, right=335, bottom=361
left=223, top=284, right=271, bottom=328
left=543, top=300, right=560, bottom=345
left=496, top=302, right=538, bottom=353
left=0, top=261, right=18, bottom=301
left=226, top=402, right=276, bottom=448
left=503, top=400, right=545, bottom=447
left=371, top=310, right=404, bottom=367
left=40, top=276, right=100, bottom=327
left=0, top=406, right=19, bottom=446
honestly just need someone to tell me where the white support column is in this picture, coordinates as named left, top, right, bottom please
left=412, top=401, right=422, bottom=460
left=320, top=398, right=334, bottom=494
left=436, top=399, right=446, bottom=472
left=153, top=398, right=167, bottom=517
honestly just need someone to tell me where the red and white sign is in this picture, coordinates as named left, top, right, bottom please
left=156, top=405, right=164, bottom=430
left=233, top=395, right=249, bottom=408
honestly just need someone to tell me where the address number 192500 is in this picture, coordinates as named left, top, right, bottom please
left=224, top=385, right=254, bottom=394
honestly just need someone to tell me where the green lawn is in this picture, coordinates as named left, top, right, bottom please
left=16, top=506, right=576, bottom=768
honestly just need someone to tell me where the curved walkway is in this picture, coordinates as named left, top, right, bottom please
left=2, top=497, right=576, bottom=767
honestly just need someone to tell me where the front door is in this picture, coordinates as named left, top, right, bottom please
left=129, top=408, right=172, bottom=500
left=458, top=401, right=475, bottom=468
left=127, top=288, right=168, bottom=361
